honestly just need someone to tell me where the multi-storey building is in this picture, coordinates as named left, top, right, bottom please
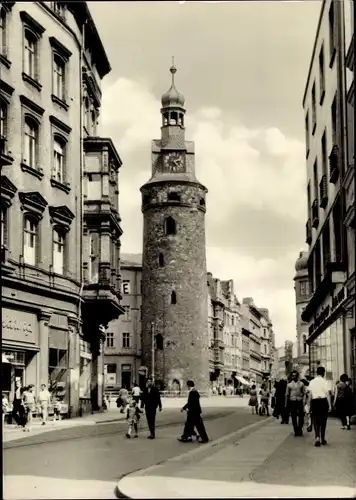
left=241, top=328, right=250, bottom=381
left=293, top=251, right=311, bottom=378
left=259, top=308, right=274, bottom=385
left=1, top=2, right=123, bottom=415
left=207, top=273, right=225, bottom=386
left=242, top=298, right=263, bottom=385
left=221, top=280, right=242, bottom=386
left=301, top=0, right=354, bottom=386
left=103, top=253, right=142, bottom=391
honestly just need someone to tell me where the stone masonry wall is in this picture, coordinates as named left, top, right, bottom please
left=141, top=182, right=210, bottom=394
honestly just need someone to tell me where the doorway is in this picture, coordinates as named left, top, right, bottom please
left=121, top=371, right=131, bottom=390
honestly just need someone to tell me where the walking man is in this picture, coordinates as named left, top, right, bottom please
left=285, top=370, right=306, bottom=436
left=308, top=366, right=331, bottom=447
left=11, top=380, right=25, bottom=427
left=37, top=384, right=51, bottom=425
left=178, top=380, right=209, bottom=443
left=140, top=377, right=162, bottom=439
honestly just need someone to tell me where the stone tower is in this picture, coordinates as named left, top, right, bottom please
left=140, top=62, right=210, bottom=394
left=293, top=251, right=310, bottom=378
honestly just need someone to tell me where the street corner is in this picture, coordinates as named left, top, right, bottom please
left=3, top=475, right=118, bottom=500
left=116, top=475, right=356, bottom=499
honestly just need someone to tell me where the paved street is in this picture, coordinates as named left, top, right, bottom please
left=3, top=401, right=260, bottom=499
left=118, top=418, right=356, bottom=498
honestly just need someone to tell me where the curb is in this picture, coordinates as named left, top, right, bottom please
left=115, top=416, right=273, bottom=499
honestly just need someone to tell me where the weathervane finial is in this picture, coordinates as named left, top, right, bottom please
left=170, top=56, right=177, bottom=85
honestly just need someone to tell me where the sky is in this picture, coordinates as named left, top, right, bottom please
left=89, top=1, right=322, bottom=348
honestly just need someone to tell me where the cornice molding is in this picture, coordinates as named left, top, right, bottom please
left=49, top=115, right=72, bottom=135
left=49, top=36, right=72, bottom=61
left=20, top=95, right=45, bottom=116
left=20, top=10, right=46, bottom=37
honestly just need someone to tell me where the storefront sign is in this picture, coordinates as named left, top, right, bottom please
left=2, top=309, right=37, bottom=345
left=309, top=287, right=347, bottom=336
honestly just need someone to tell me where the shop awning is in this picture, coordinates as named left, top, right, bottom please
left=2, top=353, right=11, bottom=364
left=237, top=376, right=250, bottom=386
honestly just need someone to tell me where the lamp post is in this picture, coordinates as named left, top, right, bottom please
left=151, top=322, right=155, bottom=381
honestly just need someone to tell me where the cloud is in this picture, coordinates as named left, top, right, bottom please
left=101, top=77, right=306, bottom=346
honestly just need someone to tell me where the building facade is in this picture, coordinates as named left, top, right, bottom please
left=293, top=251, right=311, bottom=379
left=207, top=273, right=225, bottom=385
left=242, top=298, right=263, bottom=385
left=1, top=1, right=123, bottom=415
left=103, top=254, right=142, bottom=391
left=140, top=63, right=210, bottom=394
left=302, top=0, right=355, bottom=388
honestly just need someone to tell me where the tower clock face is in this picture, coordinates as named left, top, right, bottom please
left=163, top=152, right=185, bottom=173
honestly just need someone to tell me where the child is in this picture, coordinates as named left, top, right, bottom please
left=259, top=385, right=270, bottom=416
left=126, top=398, right=142, bottom=438
left=2, top=393, right=9, bottom=425
left=22, top=385, right=36, bottom=432
left=248, top=385, right=259, bottom=415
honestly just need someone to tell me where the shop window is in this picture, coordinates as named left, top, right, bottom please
left=48, top=347, right=68, bottom=387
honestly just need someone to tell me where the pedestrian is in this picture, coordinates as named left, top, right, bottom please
left=285, top=370, right=306, bottom=436
left=117, top=386, right=129, bottom=413
left=308, top=366, right=331, bottom=447
left=303, top=376, right=313, bottom=432
left=22, top=385, right=36, bottom=432
left=2, top=393, right=9, bottom=425
left=126, top=397, right=143, bottom=438
left=334, top=374, right=354, bottom=431
left=131, top=382, right=141, bottom=404
left=248, top=384, right=259, bottom=414
left=37, top=384, right=51, bottom=426
left=140, top=377, right=162, bottom=439
left=178, top=380, right=209, bottom=443
left=11, top=380, right=25, bottom=428
left=259, top=384, right=270, bottom=416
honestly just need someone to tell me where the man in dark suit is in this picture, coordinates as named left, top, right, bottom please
left=140, top=377, right=162, bottom=439
left=178, top=380, right=209, bottom=443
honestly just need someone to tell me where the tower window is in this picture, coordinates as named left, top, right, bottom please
left=156, top=334, right=164, bottom=350
left=171, top=291, right=177, bottom=304
left=163, top=112, right=169, bottom=126
left=165, top=216, right=176, bottom=235
left=159, top=253, right=165, bottom=267
left=169, top=112, right=178, bottom=125
left=200, top=198, right=205, bottom=207
left=143, top=194, right=150, bottom=206
left=168, top=192, right=181, bottom=202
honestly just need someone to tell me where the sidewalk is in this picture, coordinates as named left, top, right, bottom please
left=3, top=396, right=248, bottom=443
left=117, top=418, right=356, bottom=498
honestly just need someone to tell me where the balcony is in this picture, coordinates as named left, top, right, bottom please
left=311, top=199, right=319, bottom=229
left=306, top=219, right=312, bottom=244
left=329, top=145, right=340, bottom=184
left=319, top=174, right=328, bottom=209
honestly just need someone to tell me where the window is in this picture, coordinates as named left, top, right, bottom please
left=168, top=192, right=181, bottom=202
left=52, top=2, right=65, bottom=18
left=23, top=217, right=38, bottom=265
left=91, top=110, right=97, bottom=136
left=24, top=30, right=37, bottom=79
left=53, top=55, right=65, bottom=101
left=156, top=334, right=164, bottom=350
left=232, top=316, right=234, bottom=326
left=88, top=233, right=99, bottom=283
left=313, top=160, right=318, bottom=201
left=319, top=45, right=325, bottom=103
left=315, top=240, right=322, bottom=288
left=321, top=130, right=327, bottom=177
left=171, top=291, right=177, bottom=304
left=84, top=97, right=91, bottom=132
left=165, top=216, right=176, bottom=235
left=300, top=280, right=309, bottom=297
left=322, top=220, right=331, bottom=271
left=303, top=335, right=307, bottom=354
left=1, top=206, right=7, bottom=255
left=53, top=229, right=65, bottom=274
left=307, top=182, right=311, bottom=219
left=87, top=173, right=101, bottom=199
left=122, top=332, right=131, bottom=348
left=106, top=332, right=114, bottom=348
left=24, top=118, right=38, bottom=168
left=200, top=198, right=205, bottom=207
left=0, top=8, right=7, bottom=57
left=123, top=305, right=131, bottom=321
left=53, top=138, right=65, bottom=183
left=122, top=280, right=131, bottom=295
left=331, top=95, right=337, bottom=144
left=329, top=1, right=336, bottom=63
left=311, top=82, right=316, bottom=133
left=305, top=112, right=310, bottom=156
left=159, top=253, right=164, bottom=267
left=0, top=99, right=7, bottom=143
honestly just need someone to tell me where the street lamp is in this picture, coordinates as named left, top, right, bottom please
left=151, top=322, right=155, bottom=381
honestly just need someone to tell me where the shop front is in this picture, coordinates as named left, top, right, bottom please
left=2, top=308, right=40, bottom=402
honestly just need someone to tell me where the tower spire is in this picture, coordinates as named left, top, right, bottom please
left=170, top=56, right=177, bottom=86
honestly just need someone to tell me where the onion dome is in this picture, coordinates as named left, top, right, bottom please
left=295, top=251, right=308, bottom=272
left=161, top=59, right=185, bottom=108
